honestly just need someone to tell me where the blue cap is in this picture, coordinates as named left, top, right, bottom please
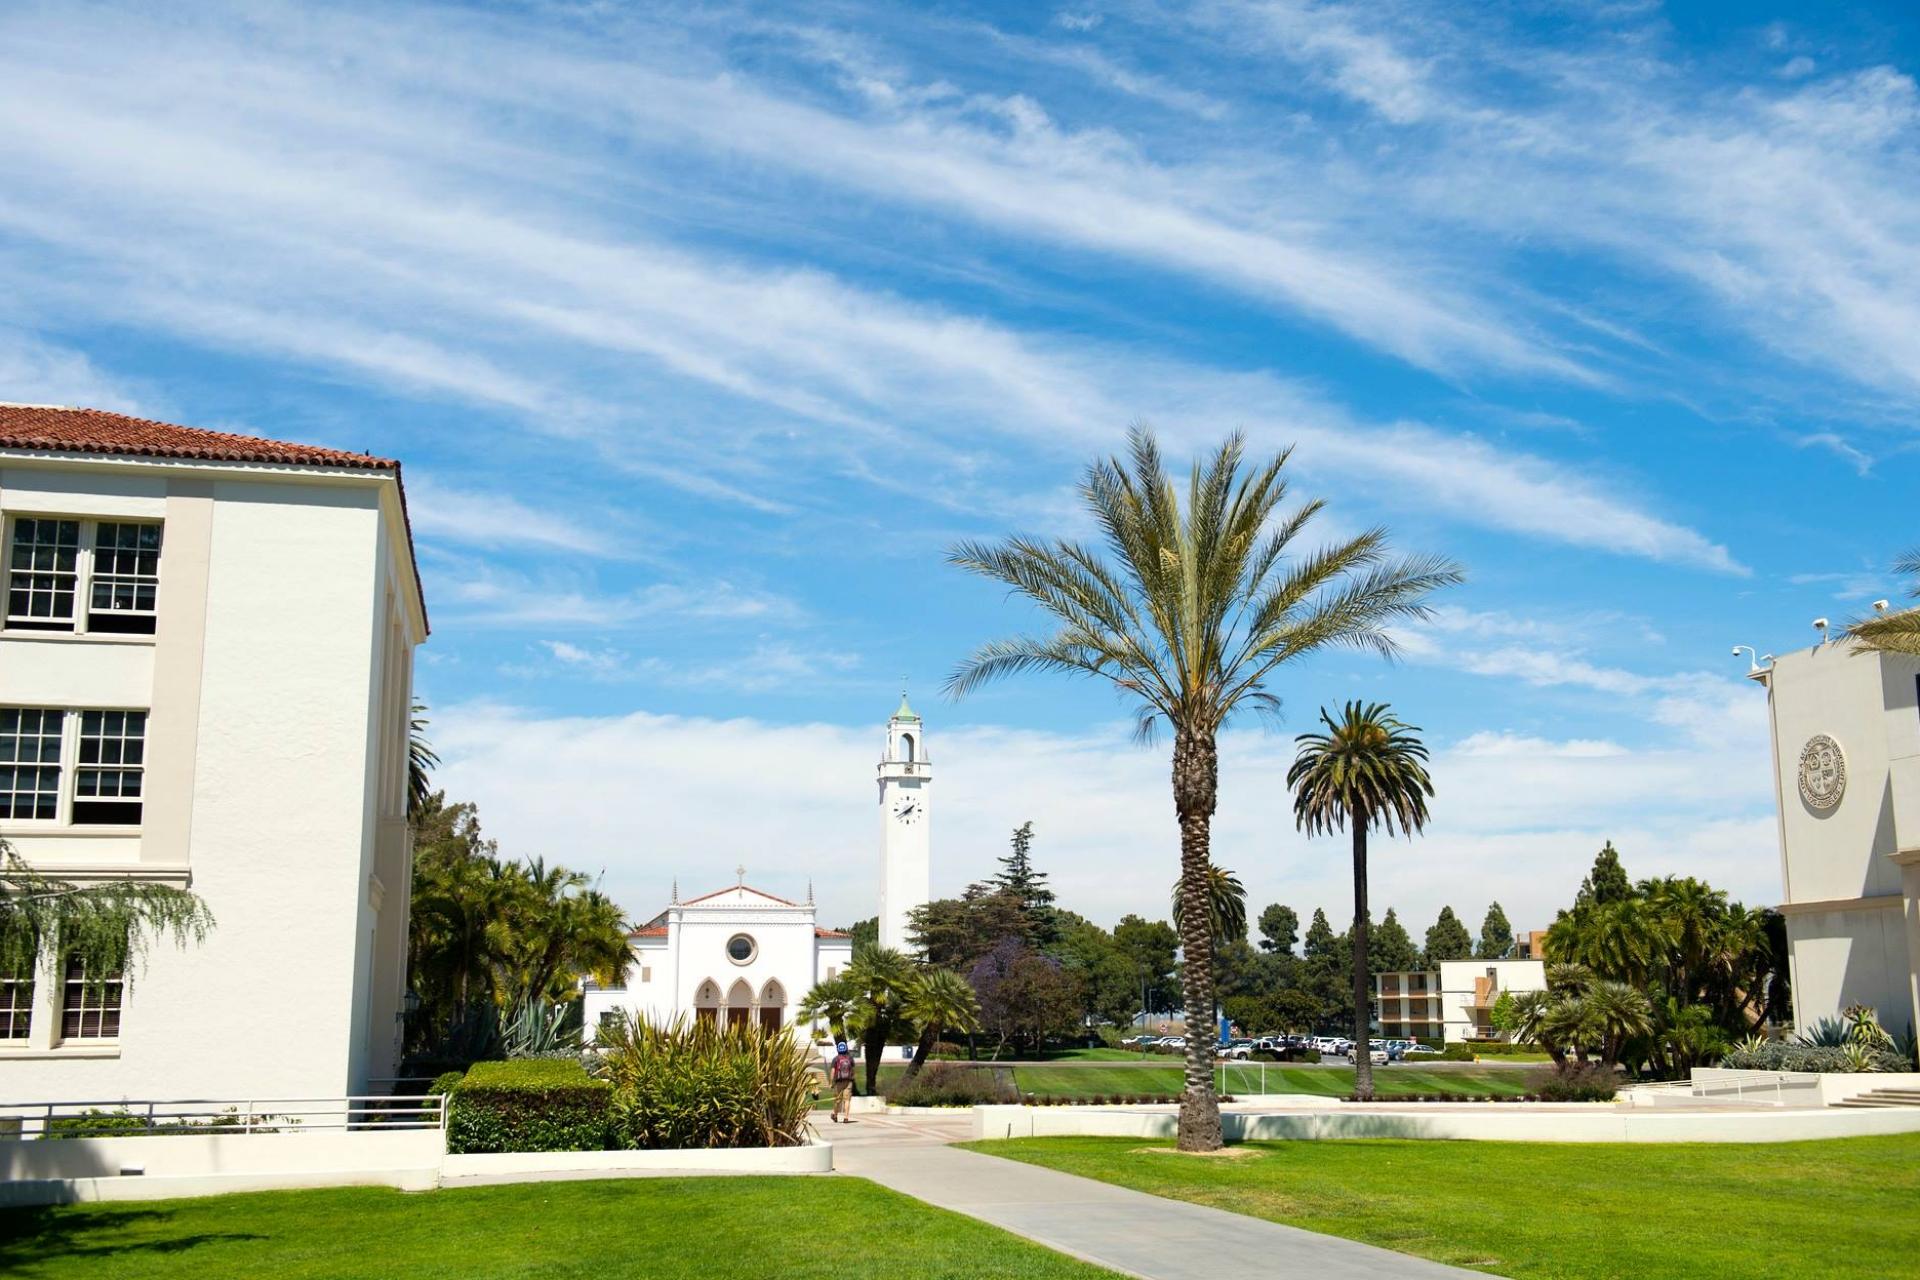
left=835, top=1041, right=848, bottom=1052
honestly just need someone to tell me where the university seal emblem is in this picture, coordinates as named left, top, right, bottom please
left=1797, top=734, right=1846, bottom=811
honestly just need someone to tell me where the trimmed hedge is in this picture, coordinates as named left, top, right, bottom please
left=886, top=1064, right=1018, bottom=1107
left=1460, top=1040, right=1540, bottom=1057
left=1432, top=1044, right=1477, bottom=1062
left=447, top=1058, right=612, bottom=1154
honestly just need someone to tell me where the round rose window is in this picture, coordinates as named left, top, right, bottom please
left=727, top=933, right=756, bottom=964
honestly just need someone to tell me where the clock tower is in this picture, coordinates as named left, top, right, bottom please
left=877, top=693, right=932, bottom=952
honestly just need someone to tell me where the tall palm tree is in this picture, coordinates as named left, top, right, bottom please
left=946, top=427, right=1459, bottom=1151
left=408, top=702, right=439, bottom=817
left=1844, top=549, right=1920, bottom=654
left=838, top=946, right=920, bottom=1095
left=1287, top=702, right=1436, bottom=1102
left=901, top=968, right=984, bottom=1081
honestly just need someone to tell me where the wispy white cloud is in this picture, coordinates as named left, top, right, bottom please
left=407, top=478, right=615, bottom=557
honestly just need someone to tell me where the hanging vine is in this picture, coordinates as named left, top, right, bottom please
left=0, top=839, right=214, bottom=983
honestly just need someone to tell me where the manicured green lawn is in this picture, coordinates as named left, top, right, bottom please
left=0, top=1176, right=1118, bottom=1279
left=966, top=1133, right=1920, bottom=1279
left=1009, top=1063, right=1531, bottom=1099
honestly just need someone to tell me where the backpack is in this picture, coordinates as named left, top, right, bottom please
left=831, top=1052, right=854, bottom=1082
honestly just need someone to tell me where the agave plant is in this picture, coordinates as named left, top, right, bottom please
left=502, top=998, right=583, bottom=1059
left=1794, top=1016, right=1849, bottom=1048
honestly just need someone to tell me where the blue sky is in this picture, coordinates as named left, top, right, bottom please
left=3, top=0, right=1916, bottom=935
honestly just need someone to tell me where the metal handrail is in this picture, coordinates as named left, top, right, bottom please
left=1, top=1094, right=447, bottom=1139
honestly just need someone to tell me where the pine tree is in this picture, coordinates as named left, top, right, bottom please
left=1422, top=905, right=1473, bottom=965
left=1576, top=842, right=1633, bottom=906
left=1303, top=907, right=1341, bottom=963
left=991, top=821, right=1058, bottom=945
left=1476, top=901, right=1513, bottom=959
left=1257, top=903, right=1299, bottom=954
left=1369, top=908, right=1422, bottom=975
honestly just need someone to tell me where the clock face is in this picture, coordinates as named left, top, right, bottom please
left=892, top=795, right=922, bottom=825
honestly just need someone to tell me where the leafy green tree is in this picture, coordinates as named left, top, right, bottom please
left=1477, top=901, right=1514, bottom=959
left=969, top=938, right=1084, bottom=1056
left=1113, top=914, right=1180, bottom=1016
left=1051, top=913, right=1140, bottom=1030
left=1302, top=908, right=1341, bottom=964
left=991, top=822, right=1058, bottom=946
left=796, top=973, right=857, bottom=1045
left=1423, top=905, right=1474, bottom=965
left=0, top=841, right=213, bottom=993
left=1370, top=908, right=1421, bottom=975
left=1577, top=842, right=1633, bottom=906
left=1288, top=702, right=1436, bottom=1101
left=945, top=427, right=1459, bottom=1150
left=842, top=918, right=879, bottom=952
left=1488, top=989, right=1520, bottom=1037
left=900, top=968, right=983, bottom=1081
left=906, top=889, right=1028, bottom=971
left=1843, top=549, right=1920, bottom=654
left=1257, top=903, right=1299, bottom=955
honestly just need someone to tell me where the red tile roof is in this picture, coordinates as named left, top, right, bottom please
left=629, top=925, right=669, bottom=939
left=0, top=404, right=426, bottom=632
left=815, top=927, right=851, bottom=940
left=0, top=404, right=398, bottom=469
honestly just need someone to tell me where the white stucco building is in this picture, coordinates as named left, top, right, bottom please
left=582, top=880, right=853, bottom=1035
left=1376, top=959, right=1547, bottom=1043
left=1755, top=638, right=1920, bottom=1040
left=0, top=405, right=425, bottom=1105
left=584, top=697, right=934, bottom=1035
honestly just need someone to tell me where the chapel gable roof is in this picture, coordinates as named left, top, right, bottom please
left=677, top=883, right=804, bottom=908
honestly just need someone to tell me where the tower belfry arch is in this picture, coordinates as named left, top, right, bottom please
left=877, top=692, right=933, bottom=951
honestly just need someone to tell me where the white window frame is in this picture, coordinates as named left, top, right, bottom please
left=2, top=515, right=163, bottom=637
left=58, top=954, right=124, bottom=1044
left=0, top=706, right=149, bottom=831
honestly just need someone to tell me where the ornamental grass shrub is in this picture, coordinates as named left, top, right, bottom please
left=885, top=1063, right=1017, bottom=1107
left=1719, top=1039, right=1907, bottom=1073
left=590, top=1014, right=815, bottom=1150
left=1527, top=1062, right=1619, bottom=1102
left=446, top=1059, right=613, bottom=1154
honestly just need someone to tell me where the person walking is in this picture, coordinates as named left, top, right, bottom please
left=829, top=1040, right=857, bottom=1124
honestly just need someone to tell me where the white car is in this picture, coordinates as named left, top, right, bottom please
left=1350, top=1046, right=1389, bottom=1066
left=1219, top=1040, right=1255, bottom=1060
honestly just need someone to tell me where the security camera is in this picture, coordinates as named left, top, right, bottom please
left=1873, top=600, right=1891, bottom=613
left=1730, top=645, right=1744, bottom=656
left=1813, top=617, right=1829, bottom=631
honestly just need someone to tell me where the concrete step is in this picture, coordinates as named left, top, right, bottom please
left=1833, top=1090, right=1920, bottom=1109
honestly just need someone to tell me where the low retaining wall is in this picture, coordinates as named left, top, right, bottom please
left=0, top=1129, right=445, bottom=1206
left=969, top=1102, right=1920, bottom=1144
left=2, top=1130, right=832, bottom=1205
left=441, top=1141, right=831, bottom=1185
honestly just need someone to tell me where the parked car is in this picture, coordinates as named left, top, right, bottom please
left=1403, top=1043, right=1441, bottom=1057
left=1159, top=1036, right=1187, bottom=1050
left=1220, top=1039, right=1255, bottom=1060
left=1350, top=1046, right=1389, bottom=1066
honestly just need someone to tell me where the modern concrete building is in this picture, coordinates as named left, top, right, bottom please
left=0, top=405, right=425, bottom=1104
left=1755, top=639, right=1920, bottom=1040
left=1377, top=959, right=1548, bottom=1042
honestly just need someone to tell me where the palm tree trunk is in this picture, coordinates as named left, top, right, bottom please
left=1173, top=730, right=1223, bottom=1152
left=1350, top=816, right=1374, bottom=1102
left=904, top=1023, right=939, bottom=1083
left=863, top=1025, right=887, bottom=1096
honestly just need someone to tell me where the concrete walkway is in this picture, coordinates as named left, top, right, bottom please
left=826, top=1113, right=1489, bottom=1279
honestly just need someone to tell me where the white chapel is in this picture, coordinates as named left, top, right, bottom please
left=583, top=696, right=933, bottom=1035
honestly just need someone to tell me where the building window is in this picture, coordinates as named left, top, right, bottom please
left=3, top=517, right=161, bottom=636
left=0, top=970, right=32, bottom=1040
left=60, top=956, right=123, bottom=1040
left=0, top=708, right=63, bottom=820
left=5, top=518, right=80, bottom=630
left=87, top=523, right=162, bottom=634
left=640, top=966, right=652, bottom=983
left=73, top=711, right=146, bottom=825
left=726, top=934, right=756, bottom=965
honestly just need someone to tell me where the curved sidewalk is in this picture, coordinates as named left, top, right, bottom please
left=828, top=1114, right=1485, bottom=1279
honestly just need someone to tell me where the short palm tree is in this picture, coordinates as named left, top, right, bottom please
left=901, top=968, right=984, bottom=1081
left=1169, top=864, right=1247, bottom=948
left=946, top=427, right=1459, bottom=1151
left=1844, top=550, right=1920, bottom=654
left=1287, top=702, right=1435, bottom=1102
left=837, top=946, right=919, bottom=1095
